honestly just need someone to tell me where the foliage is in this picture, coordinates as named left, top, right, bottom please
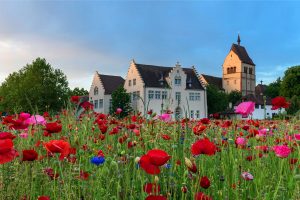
left=0, top=58, right=69, bottom=113
left=286, top=95, right=300, bottom=115
left=228, top=90, right=242, bottom=106
left=0, top=110, right=299, bottom=199
left=265, top=77, right=281, bottom=98
left=280, top=65, right=300, bottom=98
left=206, top=84, right=228, bottom=114
left=68, top=87, right=88, bottom=97
left=110, top=86, right=132, bottom=118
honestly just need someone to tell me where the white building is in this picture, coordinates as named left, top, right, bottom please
left=124, top=60, right=207, bottom=119
left=89, top=72, right=125, bottom=113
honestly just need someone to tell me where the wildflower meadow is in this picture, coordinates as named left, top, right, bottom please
left=0, top=98, right=299, bottom=200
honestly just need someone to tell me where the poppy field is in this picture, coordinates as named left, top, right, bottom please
left=0, top=106, right=300, bottom=200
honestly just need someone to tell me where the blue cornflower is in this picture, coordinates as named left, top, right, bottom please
left=165, top=163, right=171, bottom=169
left=90, top=156, right=105, bottom=166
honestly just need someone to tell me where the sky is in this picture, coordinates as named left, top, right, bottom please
left=0, top=1, right=299, bottom=90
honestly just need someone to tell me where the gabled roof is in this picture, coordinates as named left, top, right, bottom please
left=201, top=74, right=223, bottom=90
left=135, top=63, right=204, bottom=90
left=98, top=73, right=125, bottom=95
left=255, top=84, right=267, bottom=95
left=231, top=44, right=255, bottom=66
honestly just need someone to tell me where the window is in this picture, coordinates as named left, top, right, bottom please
left=162, top=91, right=167, bottom=99
left=94, top=99, right=98, bottom=109
left=189, top=92, right=194, bottom=101
left=155, top=91, right=161, bottom=99
left=128, top=80, right=131, bottom=86
left=196, top=110, right=200, bottom=118
left=133, top=79, right=136, bottom=85
left=249, top=68, right=253, bottom=74
left=132, top=91, right=136, bottom=100
left=255, top=104, right=259, bottom=109
left=195, top=93, right=200, bottom=101
left=175, top=92, right=181, bottom=102
left=109, top=99, right=112, bottom=110
left=190, top=110, right=194, bottom=118
left=148, top=90, right=154, bottom=99
left=227, top=80, right=229, bottom=85
left=233, top=67, right=236, bottom=73
left=261, top=105, right=265, bottom=109
left=94, top=87, right=99, bottom=95
left=175, top=76, right=181, bottom=85
left=99, top=99, right=103, bottom=108
left=234, top=80, right=237, bottom=84
left=90, top=100, right=93, bottom=105
left=244, top=67, right=248, bottom=73
left=136, top=91, right=140, bottom=99
left=227, top=68, right=230, bottom=74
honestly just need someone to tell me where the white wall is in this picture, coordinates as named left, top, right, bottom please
left=89, top=72, right=111, bottom=114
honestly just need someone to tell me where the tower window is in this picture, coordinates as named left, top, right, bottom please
left=227, top=80, right=229, bottom=85
left=249, top=68, right=253, bottom=74
left=244, top=67, right=248, bottom=73
left=234, top=80, right=237, bottom=84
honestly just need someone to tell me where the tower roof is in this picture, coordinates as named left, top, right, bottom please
left=230, top=44, right=255, bottom=66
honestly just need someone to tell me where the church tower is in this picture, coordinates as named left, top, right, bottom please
left=222, top=35, right=256, bottom=96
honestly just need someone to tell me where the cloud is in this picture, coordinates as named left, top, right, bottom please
left=0, top=36, right=129, bottom=90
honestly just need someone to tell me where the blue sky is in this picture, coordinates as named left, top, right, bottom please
left=0, top=1, right=299, bottom=90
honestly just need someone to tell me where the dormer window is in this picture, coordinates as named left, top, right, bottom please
left=94, top=86, right=99, bottom=95
left=175, top=76, right=181, bottom=86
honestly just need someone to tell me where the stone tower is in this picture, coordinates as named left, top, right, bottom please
left=222, top=35, right=256, bottom=96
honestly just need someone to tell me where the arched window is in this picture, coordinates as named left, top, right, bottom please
left=94, top=86, right=99, bottom=95
left=227, top=68, right=230, bottom=74
left=233, top=67, right=236, bottom=73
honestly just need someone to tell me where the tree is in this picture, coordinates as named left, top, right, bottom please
left=110, top=86, right=132, bottom=118
left=0, top=58, right=69, bottom=113
left=265, top=77, right=281, bottom=98
left=286, top=95, right=300, bottom=115
left=280, top=65, right=300, bottom=98
left=228, top=90, right=242, bottom=106
left=68, top=87, right=89, bottom=97
left=206, top=85, right=228, bottom=114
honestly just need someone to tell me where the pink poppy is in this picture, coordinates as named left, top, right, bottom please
left=273, top=145, right=291, bottom=158
left=158, top=113, right=172, bottom=122
left=241, top=172, right=254, bottom=180
left=235, top=101, right=255, bottom=116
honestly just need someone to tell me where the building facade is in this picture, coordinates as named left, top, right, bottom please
left=124, top=60, right=207, bottom=119
left=222, top=35, right=256, bottom=96
left=89, top=72, right=125, bottom=113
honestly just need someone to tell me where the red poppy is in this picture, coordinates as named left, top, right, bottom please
left=0, top=132, right=16, bottom=140
left=22, top=149, right=38, bottom=161
left=140, top=155, right=161, bottom=175
left=191, top=138, right=217, bottom=156
left=161, top=134, right=171, bottom=140
left=81, top=101, right=94, bottom=110
left=70, top=96, right=80, bottom=104
left=43, top=140, right=71, bottom=160
left=44, top=167, right=59, bottom=180
left=271, top=96, right=289, bottom=110
left=200, top=176, right=211, bottom=189
left=147, top=149, right=171, bottom=166
left=200, top=118, right=210, bottom=124
left=44, top=122, right=62, bottom=134
left=38, top=196, right=50, bottom=200
left=78, top=170, right=89, bottom=180
left=145, top=195, right=167, bottom=200
left=143, top=183, right=160, bottom=194
left=193, top=124, right=207, bottom=135
left=194, top=192, right=212, bottom=200
left=0, top=139, right=18, bottom=164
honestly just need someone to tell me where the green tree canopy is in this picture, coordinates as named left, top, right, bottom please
left=206, top=85, right=228, bottom=114
left=110, top=86, right=132, bottom=118
left=280, top=65, right=300, bottom=98
left=228, top=90, right=242, bottom=106
left=0, top=58, right=69, bottom=113
left=68, top=87, right=89, bottom=97
left=265, top=77, right=281, bottom=98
